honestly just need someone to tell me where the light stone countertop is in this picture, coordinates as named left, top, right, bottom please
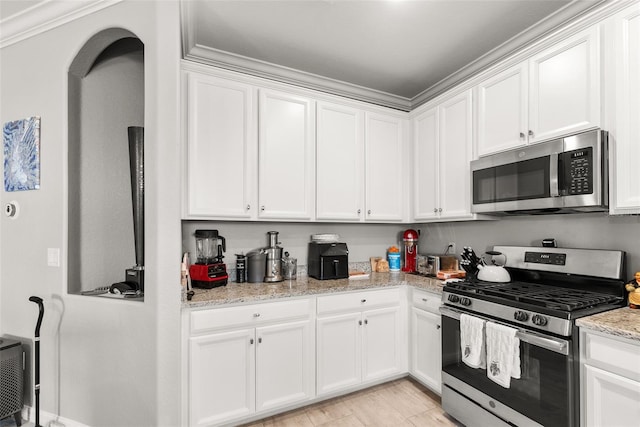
left=183, top=272, right=444, bottom=308
left=576, top=306, right=640, bottom=343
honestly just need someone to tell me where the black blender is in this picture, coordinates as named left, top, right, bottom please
left=189, top=230, right=228, bottom=288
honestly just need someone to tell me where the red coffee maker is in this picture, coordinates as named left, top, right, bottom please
left=402, top=229, right=419, bottom=272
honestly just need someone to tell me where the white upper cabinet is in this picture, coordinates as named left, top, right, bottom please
left=365, top=112, right=407, bottom=222
left=258, top=89, right=316, bottom=220
left=316, top=101, right=365, bottom=221
left=608, top=2, right=640, bottom=214
left=413, top=107, right=439, bottom=221
left=413, top=89, right=474, bottom=222
left=476, top=63, right=529, bottom=156
left=183, top=72, right=257, bottom=219
left=529, top=26, right=601, bottom=143
left=475, top=25, right=601, bottom=156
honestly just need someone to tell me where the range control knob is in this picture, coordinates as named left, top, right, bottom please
left=447, top=295, right=460, bottom=303
left=459, top=297, right=472, bottom=307
left=531, top=314, right=548, bottom=326
left=514, top=311, right=529, bottom=322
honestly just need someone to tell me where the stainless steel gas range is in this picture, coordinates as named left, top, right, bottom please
left=440, top=245, right=626, bottom=427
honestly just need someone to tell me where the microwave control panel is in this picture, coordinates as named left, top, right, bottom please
left=563, top=147, right=593, bottom=195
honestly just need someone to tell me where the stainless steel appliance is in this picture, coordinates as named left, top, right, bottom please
left=440, top=245, right=626, bottom=427
left=264, top=231, right=284, bottom=283
left=471, top=129, right=608, bottom=215
left=308, top=242, right=349, bottom=280
left=416, top=255, right=458, bottom=277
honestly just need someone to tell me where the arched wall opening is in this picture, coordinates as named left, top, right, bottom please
left=68, top=28, right=145, bottom=298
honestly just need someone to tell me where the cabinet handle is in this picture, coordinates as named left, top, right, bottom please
left=438, top=208, right=442, bottom=213
left=258, top=337, right=262, bottom=344
left=357, top=209, right=361, bottom=214
left=253, top=313, right=261, bottom=318
left=359, top=320, right=363, bottom=326
left=246, top=204, right=251, bottom=211
left=422, top=298, right=428, bottom=302
left=367, top=209, right=371, bottom=215
left=261, top=206, right=266, bottom=211
left=436, top=325, right=441, bottom=330
left=361, top=299, right=366, bottom=303
left=434, top=208, right=438, bottom=213
left=364, top=319, right=368, bottom=325
left=528, top=130, right=534, bottom=138
left=250, top=338, right=254, bottom=344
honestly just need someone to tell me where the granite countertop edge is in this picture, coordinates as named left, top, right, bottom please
left=576, top=307, right=640, bottom=343
left=183, top=272, right=444, bottom=308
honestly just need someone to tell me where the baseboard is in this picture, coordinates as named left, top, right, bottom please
left=20, top=406, right=89, bottom=427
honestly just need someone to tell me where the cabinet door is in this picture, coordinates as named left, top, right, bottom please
left=413, top=107, right=439, bottom=221
left=362, top=306, right=403, bottom=382
left=476, top=63, right=528, bottom=156
left=583, top=365, right=640, bottom=427
left=610, top=4, right=640, bottom=214
left=255, top=320, right=314, bottom=412
left=365, top=112, right=406, bottom=222
left=529, top=26, right=600, bottom=143
left=410, top=307, right=441, bottom=393
left=258, top=90, right=315, bottom=220
left=316, top=102, right=364, bottom=221
left=438, top=90, right=474, bottom=220
left=317, top=312, right=362, bottom=395
left=189, top=329, right=255, bottom=426
left=184, top=73, right=256, bottom=219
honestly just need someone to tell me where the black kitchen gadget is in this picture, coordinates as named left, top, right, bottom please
left=308, top=242, right=349, bottom=280
left=189, top=230, right=228, bottom=288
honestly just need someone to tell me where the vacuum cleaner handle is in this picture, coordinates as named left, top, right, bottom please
left=29, top=296, right=44, bottom=338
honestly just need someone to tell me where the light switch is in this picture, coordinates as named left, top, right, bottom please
left=47, top=248, right=60, bottom=267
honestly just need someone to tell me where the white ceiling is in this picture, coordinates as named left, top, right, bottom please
left=183, top=0, right=604, bottom=109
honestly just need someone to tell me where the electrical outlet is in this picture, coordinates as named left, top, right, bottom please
left=448, top=242, right=456, bottom=254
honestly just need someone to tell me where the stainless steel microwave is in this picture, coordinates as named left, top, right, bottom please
left=471, top=129, right=608, bottom=215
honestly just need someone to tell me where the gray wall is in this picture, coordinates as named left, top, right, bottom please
left=183, top=213, right=640, bottom=279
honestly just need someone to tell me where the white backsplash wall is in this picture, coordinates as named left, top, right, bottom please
left=415, top=213, right=640, bottom=278
left=182, top=221, right=409, bottom=268
left=183, top=213, right=640, bottom=279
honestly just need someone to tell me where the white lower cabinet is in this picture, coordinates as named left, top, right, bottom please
left=188, top=299, right=314, bottom=426
left=580, top=329, right=640, bottom=427
left=316, top=288, right=405, bottom=396
left=409, top=289, right=442, bottom=393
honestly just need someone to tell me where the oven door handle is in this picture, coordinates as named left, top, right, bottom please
left=440, top=306, right=569, bottom=355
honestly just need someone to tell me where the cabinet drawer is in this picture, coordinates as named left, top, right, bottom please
left=582, top=331, right=640, bottom=381
left=317, top=288, right=400, bottom=315
left=412, top=289, right=441, bottom=314
left=191, top=298, right=312, bottom=334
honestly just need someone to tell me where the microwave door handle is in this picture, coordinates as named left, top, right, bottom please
left=550, top=152, right=560, bottom=197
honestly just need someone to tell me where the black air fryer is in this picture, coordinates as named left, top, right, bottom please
left=308, top=242, right=349, bottom=280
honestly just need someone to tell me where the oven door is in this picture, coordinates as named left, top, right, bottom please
left=440, top=306, right=577, bottom=427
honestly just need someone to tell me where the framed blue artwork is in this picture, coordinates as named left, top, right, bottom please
left=3, top=116, right=41, bottom=191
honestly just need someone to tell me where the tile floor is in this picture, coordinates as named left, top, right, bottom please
left=241, top=378, right=463, bottom=427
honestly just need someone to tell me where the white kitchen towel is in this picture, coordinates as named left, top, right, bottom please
left=460, top=313, right=486, bottom=369
left=486, top=321, right=521, bottom=388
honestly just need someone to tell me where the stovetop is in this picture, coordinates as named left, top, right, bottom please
left=443, top=280, right=623, bottom=313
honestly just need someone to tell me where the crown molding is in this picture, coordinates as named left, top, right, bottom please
left=184, top=44, right=413, bottom=112
left=0, top=0, right=122, bottom=49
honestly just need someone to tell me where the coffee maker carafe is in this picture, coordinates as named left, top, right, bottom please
left=189, top=229, right=229, bottom=288
left=264, top=231, right=283, bottom=282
